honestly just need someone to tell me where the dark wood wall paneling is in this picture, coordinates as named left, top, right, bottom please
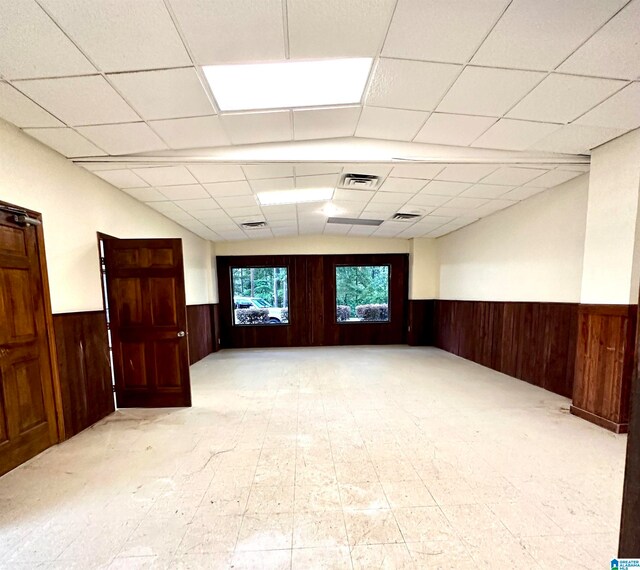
left=186, top=304, right=220, bottom=364
left=571, top=304, right=637, bottom=433
left=407, top=300, right=436, bottom=346
left=619, top=310, right=640, bottom=556
left=434, top=300, right=579, bottom=398
left=53, top=311, right=114, bottom=438
left=216, top=254, right=409, bottom=349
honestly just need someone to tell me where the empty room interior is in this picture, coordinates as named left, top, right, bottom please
left=1, top=0, right=640, bottom=568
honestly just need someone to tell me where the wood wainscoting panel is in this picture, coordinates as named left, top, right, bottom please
left=53, top=311, right=114, bottom=438
left=619, top=317, right=640, bottom=556
left=408, top=300, right=436, bottom=346
left=186, top=304, right=218, bottom=364
left=435, top=301, right=578, bottom=398
left=571, top=304, right=637, bottom=433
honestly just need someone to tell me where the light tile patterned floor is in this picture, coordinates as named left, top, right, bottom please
left=0, top=346, right=627, bottom=569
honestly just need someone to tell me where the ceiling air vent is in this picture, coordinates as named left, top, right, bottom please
left=392, top=212, right=422, bottom=221
left=241, top=220, right=268, bottom=229
left=339, top=173, right=381, bottom=190
left=327, top=217, right=383, bottom=226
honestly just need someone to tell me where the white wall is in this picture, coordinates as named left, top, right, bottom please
left=580, top=129, right=640, bottom=304
left=214, top=235, right=410, bottom=256
left=437, top=174, right=589, bottom=302
left=0, top=119, right=215, bottom=313
left=409, top=237, right=438, bottom=299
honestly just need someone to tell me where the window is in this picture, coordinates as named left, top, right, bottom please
left=335, top=265, right=390, bottom=323
left=231, top=267, right=289, bottom=326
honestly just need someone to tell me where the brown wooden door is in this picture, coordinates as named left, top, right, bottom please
left=0, top=210, right=58, bottom=476
left=103, top=238, right=191, bottom=408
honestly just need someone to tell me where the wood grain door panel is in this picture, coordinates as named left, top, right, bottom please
left=0, top=208, right=58, bottom=476
left=104, top=239, right=191, bottom=408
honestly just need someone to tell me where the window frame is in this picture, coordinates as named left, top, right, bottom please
left=334, top=263, right=392, bottom=325
left=229, top=265, right=291, bottom=327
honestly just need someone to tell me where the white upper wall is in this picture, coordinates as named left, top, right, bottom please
left=437, top=174, right=589, bottom=302
left=409, top=237, right=439, bottom=300
left=0, top=119, right=214, bottom=313
left=215, top=235, right=410, bottom=256
left=580, top=129, right=640, bottom=304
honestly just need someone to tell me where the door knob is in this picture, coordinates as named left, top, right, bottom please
left=177, top=331, right=186, bottom=337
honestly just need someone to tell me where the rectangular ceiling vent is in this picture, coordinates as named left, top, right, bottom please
left=339, top=173, right=381, bottom=190
left=327, top=217, right=383, bottom=226
left=392, top=212, right=422, bottom=221
left=241, top=220, right=268, bottom=229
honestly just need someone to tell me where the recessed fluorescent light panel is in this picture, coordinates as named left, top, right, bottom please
left=257, top=188, right=333, bottom=206
left=203, top=58, right=373, bottom=112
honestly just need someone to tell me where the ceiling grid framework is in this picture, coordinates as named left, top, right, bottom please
left=0, top=0, right=638, bottom=240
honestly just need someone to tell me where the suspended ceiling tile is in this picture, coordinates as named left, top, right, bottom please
left=293, top=107, right=360, bottom=140
left=39, top=0, right=190, bottom=72
left=295, top=173, right=339, bottom=189
left=95, top=169, right=149, bottom=188
left=158, top=184, right=210, bottom=200
left=186, top=164, right=246, bottom=184
left=430, top=206, right=481, bottom=217
left=355, top=106, right=427, bottom=141
left=574, top=82, right=640, bottom=131
left=507, top=74, right=627, bottom=124
left=390, top=164, right=446, bottom=180
left=367, top=58, right=462, bottom=112
left=378, top=177, right=427, bottom=193
left=295, top=163, right=342, bottom=176
left=107, top=68, right=215, bottom=121
left=471, top=0, right=626, bottom=70
left=341, top=164, right=393, bottom=179
left=149, top=115, right=230, bottom=149
left=288, top=0, right=395, bottom=58
left=24, top=127, right=106, bottom=157
left=530, top=124, right=626, bottom=154
left=420, top=180, right=471, bottom=196
left=132, top=166, right=197, bottom=187
left=77, top=122, right=168, bottom=154
left=204, top=180, right=254, bottom=197
left=215, top=195, right=258, bottom=209
left=383, top=0, right=510, bottom=63
left=122, top=187, right=167, bottom=202
left=460, top=184, right=515, bottom=199
left=479, top=167, right=549, bottom=186
left=333, top=189, right=375, bottom=202
left=146, top=201, right=186, bottom=215
left=471, top=118, right=560, bottom=151
left=0, top=0, right=95, bottom=79
left=15, top=75, right=139, bottom=126
left=413, top=113, right=497, bottom=146
left=558, top=0, right=640, bottom=80
left=174, top=197, right=220, bottom=212
left=249, top=177, right=295, bottom=192
left=242, top=164, right=295, bottom=179
left=522, top=169, right=582, bottom=188
left=368, top=191, right=414, bottom=205
left=405, top=193, right=451, bottom=207
left=437, top=67, right=545, bottom=117
left=435, top=164, right=499, bottom=183
left=221, top=111, right=292, bottom=145
left=224, top=205, right=263, bottom=218
left=445, top=196, right=489, bottom=209
left=0, top=82, right=63, bottom=128
left=348, top=225, right=378, bottom=236
left=501, top=185, right=547, bottom=201
left=169, top=0, right=285, bottom=64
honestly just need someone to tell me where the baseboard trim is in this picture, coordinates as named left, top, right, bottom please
left=570, top=405, right=629, bottom=434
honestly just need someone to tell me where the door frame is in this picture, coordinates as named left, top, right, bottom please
left=0, top=199, right=65, bottom=443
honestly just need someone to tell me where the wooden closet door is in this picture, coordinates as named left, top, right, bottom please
left=0, top=211, right=58, bottom=476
